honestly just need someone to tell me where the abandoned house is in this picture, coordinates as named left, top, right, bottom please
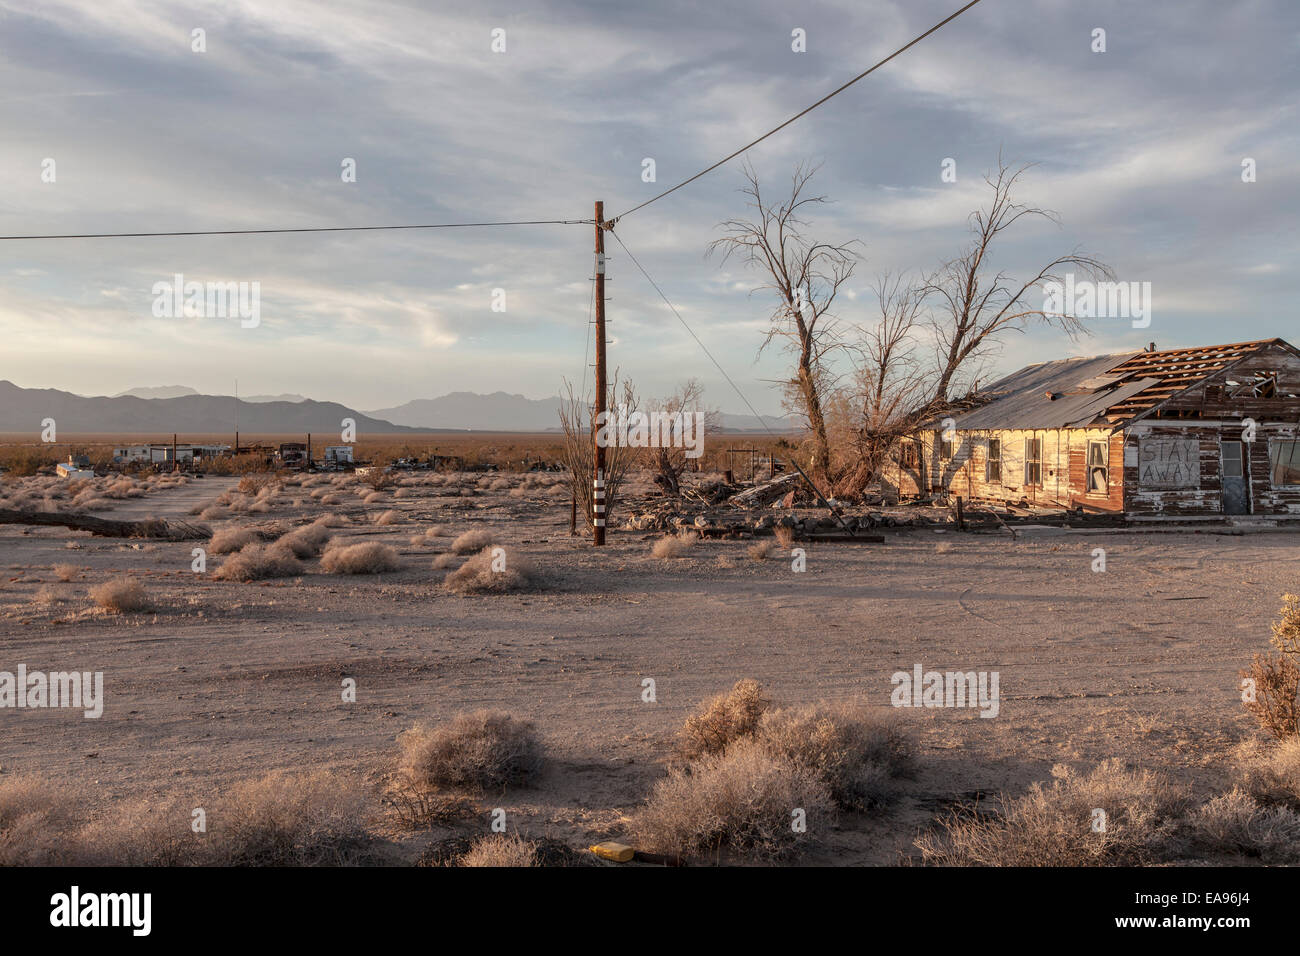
left=880, top=339, right=1300, bottom=518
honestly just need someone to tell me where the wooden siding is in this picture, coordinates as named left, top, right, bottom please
left=1125, top=421, right=1300, bottom=516
left=879, top=427, right=1124, bottom=511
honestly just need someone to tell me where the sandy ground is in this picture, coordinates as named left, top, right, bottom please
left=0, top=470, right=1296, bottom=864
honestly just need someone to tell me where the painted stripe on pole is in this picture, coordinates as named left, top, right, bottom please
left=593, top=518, right=606, bottom=527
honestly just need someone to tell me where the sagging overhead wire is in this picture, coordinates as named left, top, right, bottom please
left=0, top=219, right=593, bottom=241
left=610, top=0, right=985, bottom=223
left=608, top=227, right=852, bottom=532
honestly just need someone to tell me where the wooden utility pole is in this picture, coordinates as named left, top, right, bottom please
left=592, top=200, right=607, bottom=545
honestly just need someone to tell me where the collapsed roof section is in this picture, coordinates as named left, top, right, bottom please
left=945, top=339, right=1294, bottom=431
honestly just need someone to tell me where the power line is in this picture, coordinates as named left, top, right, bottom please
left=0, top=218, right=592, bottom=241
left=612, top=0, right=985, bottom=222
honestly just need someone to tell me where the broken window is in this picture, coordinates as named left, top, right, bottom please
left=986, top=439, right=1001, bottom=482
left=1025, top=437, right=1043, bottom=486
left=900, top=442, right=919, bottom=468
left=939, top=437, right=954, bottom=461
left=1087, top=440, right=1109, bottom=494
left=1270, top=441, right=1300, bottom=486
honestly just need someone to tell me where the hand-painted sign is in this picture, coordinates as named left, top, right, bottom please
left=1139, top=438, right=1200, bottom=489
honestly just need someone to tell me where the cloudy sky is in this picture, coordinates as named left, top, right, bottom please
left=1, top=0, right=1295, bottom=416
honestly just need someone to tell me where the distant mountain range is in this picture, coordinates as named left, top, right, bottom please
left=367, top=391, right=799, bottom=433
left=115, top=386, right=309, bottom=403
left=367, top=392, right=562, bottom=431
left=1, top=381, right=798, bottom=434
left=0, top=381, right=423, bottom=435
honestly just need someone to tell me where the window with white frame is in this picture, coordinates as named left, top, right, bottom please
left=1086, top=440, right=1109, bottom=494
left=1025, top=437, right=1043, bottom=486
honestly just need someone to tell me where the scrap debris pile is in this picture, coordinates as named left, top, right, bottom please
left=622, top=472, right=929, bottom=539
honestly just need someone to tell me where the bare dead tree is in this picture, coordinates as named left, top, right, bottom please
left=649, top=379, right=720, bottom=496
left=558, top=376, right=641, bottom=534
left=833, top=273, right=935, bottom=497
left=709, top=162, right=860, bottom=483
left=924, top=159, right=1113, bottom=404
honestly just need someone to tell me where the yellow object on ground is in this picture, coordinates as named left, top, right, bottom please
left=589, top=841, right=635, bottom=862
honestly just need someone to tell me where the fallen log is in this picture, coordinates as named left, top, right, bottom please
left=0, top=509, right=211, bottom=541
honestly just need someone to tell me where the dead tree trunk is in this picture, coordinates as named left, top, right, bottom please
left=0, top=509, right=211, bottom=540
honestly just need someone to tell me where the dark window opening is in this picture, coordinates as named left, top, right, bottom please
left=1025, top=437, right=1043, bottom=486
left=987, top=439, right=1001, bottom=483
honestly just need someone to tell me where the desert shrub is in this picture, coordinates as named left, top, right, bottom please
left=1241, top=595, right=1300, bottom=739
left=89, top=576, right=151, bottom=613
left=681, top=678, right=771, bottom=759
left=1185, top=790, right=1300, bottom=863
left=398, top=711, right=543, bottom=790
left=631, top=738, right=833, bottom=861
left=277, top=521, right=332, bottom=558
left=208, top=770, right=372, bottom=866
left=213, top=543, right=302, bottom=582
left=1241, top=653, right=1300, bottom=741
left=444, top=546, right=534, bottom=595
left=489, top=478, right=510, bottom=492
left=773, top=525, right=796, bottom=549
left=386, top=781, right=476, bottom=830
left=209, top=526, right=260, bottom=554
left=652, top=530, right=699, bottom=559
left=0, top=775, right=79, bottom=866
left=748, top=540, right=775, bottom=561
left=451, top=528, right=494, bottom=554
left=373, top=509, right=400, bottom=526
left=914, top=760, right=1184, bottom=866
left=199, top=505, right=230, bottom=521
left=432, top=554, right=459, bottom=570
left=425, top=525, right=447, bottom=538
left=360, top=471, right=399, bottom=492
left=237, top=474, right=277, bottom=496
left=363, top=491, right=384, bottom=504
left=320, top=542, right=399, bottom=574
left=460, top=833, right=537, bottom=867
left=77, top=796, right=205, bottom=866
left=1235, top=736, right=1300, bottom=809
left=52, top=563, right=78, bottom=582
left=757, top=705, right=914, bottom=810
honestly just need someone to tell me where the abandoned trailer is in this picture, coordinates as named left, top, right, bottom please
left=881, top=339, right=1300, bottom=519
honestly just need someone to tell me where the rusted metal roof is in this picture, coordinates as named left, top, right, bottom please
left=948, top=339, right=1291, bottom=431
